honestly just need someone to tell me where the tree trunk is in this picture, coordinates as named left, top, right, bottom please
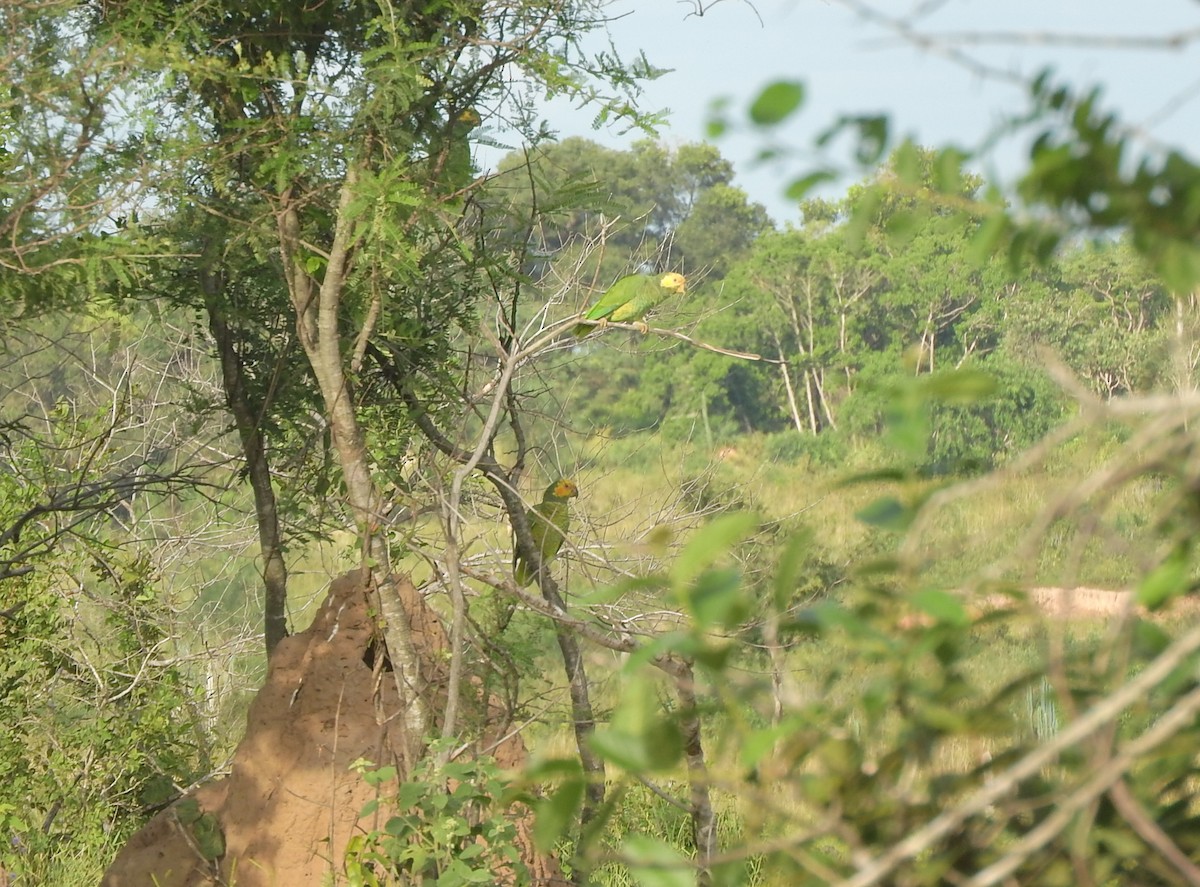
left=814, top=368, right=838, bottom=430
left=199, top=261, right=290, bottom=657
left=502, top=483, right=607, bottom=844
left=779, top=357, right=806, bottom=435
left=803, top=369, right=820, bottom=434
left=276, top=176, right=429, bottom=755
left=770, top=331, right=806, bottom=436
left=674, top=662, right=716, bottom=886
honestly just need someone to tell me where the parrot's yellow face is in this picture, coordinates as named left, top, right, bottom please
left=659, top=272, right=687, bottom=294
left=552, top=479, right=579, bottom=499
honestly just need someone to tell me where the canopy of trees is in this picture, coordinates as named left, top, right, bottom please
left=5, top=2, right=1200, bottom=885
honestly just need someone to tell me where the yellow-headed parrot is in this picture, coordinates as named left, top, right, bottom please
left=513, top=478, right=579, bottom=587
left=573, top=272, right=687, bottom=337
left=431, top=107, right=481, bottom=195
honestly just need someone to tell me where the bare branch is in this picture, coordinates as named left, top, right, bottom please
left=843, top=617, right=1200, bottom=887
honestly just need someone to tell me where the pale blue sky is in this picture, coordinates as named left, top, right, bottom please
left=481, top=0, right=1200, bottom=223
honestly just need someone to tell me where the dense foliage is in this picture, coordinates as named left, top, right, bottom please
left=5, top=2, right=1200, bottom=886
left=504, top=144, right=1171, bottom=477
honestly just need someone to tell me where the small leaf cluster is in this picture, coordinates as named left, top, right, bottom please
left=346, top=747, right=530, bottom=887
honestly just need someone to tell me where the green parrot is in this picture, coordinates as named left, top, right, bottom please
left=446, top=107, right=480, bottom=189
left=513, top=478, right=579, bottom=587
left=573, top=272, right=687, bottom=337
left=431, top=107, right=481, bottom=195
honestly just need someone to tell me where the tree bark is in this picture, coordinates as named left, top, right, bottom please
left=671, top=660, right=716, bottom=886
left=277, top=174, right=429, bottom=755
left=770, top=330, right=806, bottom=436
left=779, top=358, right=806, bottom=436
left=199, top=260, right=290, bottom=657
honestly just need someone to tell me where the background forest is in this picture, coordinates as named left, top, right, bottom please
left=5, top=1, right=1200, bottom=885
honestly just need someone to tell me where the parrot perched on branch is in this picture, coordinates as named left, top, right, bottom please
left=573, top=272, right=687, bottom=337
left=434, top=106, right=481, bottom=195
left=513, top=478, right=579, bottom=587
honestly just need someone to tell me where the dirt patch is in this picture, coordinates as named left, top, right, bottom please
left=101, top=572, right=562, bottom=886
left=978, top=586, right=1200, bottom=619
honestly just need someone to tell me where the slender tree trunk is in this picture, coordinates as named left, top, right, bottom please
left=673, top=662, right=715, bottom=885
left=803, top=369, right=820, bottom=434
left=815, top=368, right=838, bottom=430
left=501, top=485, right=607, bottom=841
left=779, top=357, right=806, bottom=435
left=770, top=331, right=806, bottom=436
left=199, top=259, right=290, bottom=657
left=554, top=617, right=606, bottom=824
left=277, top=176, right=429, bottom=757
left=1175, top=294, right=1192, bottom=398
left=207, top=304, right=290, bottom=655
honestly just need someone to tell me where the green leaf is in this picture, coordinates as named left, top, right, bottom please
left=396, top=780, right=425, bottom=808
left=921, top=369, right=998, bottom=404
left=623, top=834, right=695, bottom=887
left=670, top=512, right=758, bottom=589
left=591, top=678, right=683, bottom=772
left=748, top=81, right=805, bottom=126
left=933, top=147, right=967, bottom=194
left=967, top=212, right=1011, bottom=265
left=1157, top=241, right=1200, bottom=295
left=362, top=764, right=397, bottom=787
left=1137, top=542, right=1191, bottom=610
left=885, top=208, right=923, bottom=245
left=589, top=729, right=649, bottom=772
left=773, top=531, right=812, bottom=610
left=911, top=588, right=969, bottom=627
left=522, top=757, right=585, bottom=781
left=808, top=601, right=863, bottom=633
left=914, top=700, right=968, bottom=733
left=784, top=169, right=836, bottom=201
left=854, top=115, right=890, bottom=165
left=739, top=724, right=787, bottom=771
left=844, top=185, right=883, bottom=249
left=1132, top=619, right=1171, bottom=658
left=706, top=96, right=731, bottom=139
left=532, top=777, right=585, bottom=852
left=856, top=496, right=911, bottom=531
left=893, top=140, right=922, bottom=185
left=589, top=721, right=682, bottom=773
left=686, top=567, right=745, bottom=630
left=710, top=858, right=753, bottom=887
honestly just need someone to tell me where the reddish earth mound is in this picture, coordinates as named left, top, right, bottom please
left=101, top=572, right=562, bottom=886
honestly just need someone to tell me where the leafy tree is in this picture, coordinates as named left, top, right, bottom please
left=0, top=313, right=235, bottom=884
left=66, top=2, right=695, bottom=880
left=488, top=137, right=768, bottom=281
left=2, top=2, right=681, bottom=880
left=1009, top=240, right=1174, bottom=397
left=0, top=0, right=157, bottom=317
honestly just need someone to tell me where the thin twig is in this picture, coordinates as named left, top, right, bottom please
left=841, top=616, right=1200, bottom=887
left=963, top=682, right=1200, bottom=887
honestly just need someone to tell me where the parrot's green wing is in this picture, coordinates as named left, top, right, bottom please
left=573, top=275, right=658, bottom=336
left=513, top=479, right=579, bottom=587
left=514, top=500, right=569, bottom=587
